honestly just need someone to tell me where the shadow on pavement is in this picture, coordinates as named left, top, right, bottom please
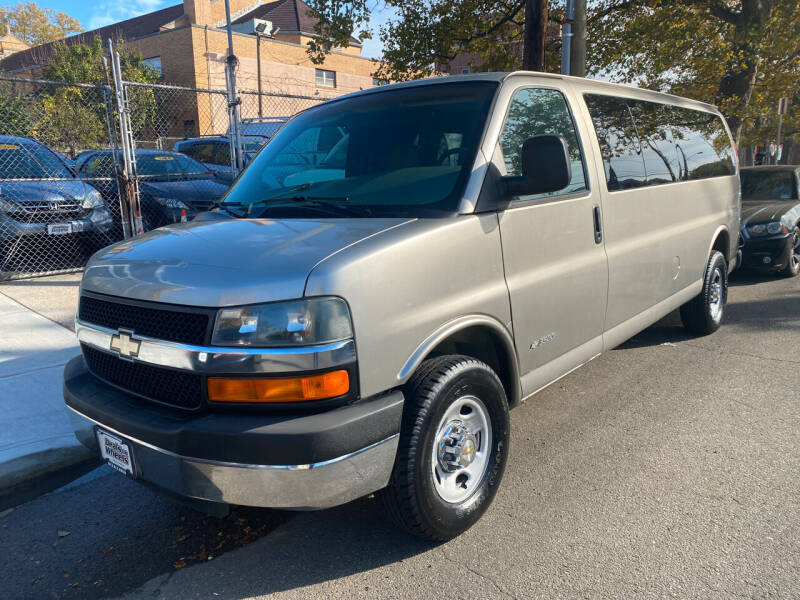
left=2, top=467, right=432, bottom=599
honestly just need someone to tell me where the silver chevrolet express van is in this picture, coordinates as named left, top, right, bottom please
left=64, top=72, right=739, bottom=541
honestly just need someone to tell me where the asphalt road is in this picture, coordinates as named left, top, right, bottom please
left=2, top=270, right=799, bottom=599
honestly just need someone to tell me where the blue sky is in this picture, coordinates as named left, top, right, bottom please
left=38, top=0, right=391, bottom=58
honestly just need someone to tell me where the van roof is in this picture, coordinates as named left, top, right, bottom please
left=330, top=71, right=720, bottom=113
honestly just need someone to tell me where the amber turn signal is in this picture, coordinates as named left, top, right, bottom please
left=207, top=370, right=350, bottom=403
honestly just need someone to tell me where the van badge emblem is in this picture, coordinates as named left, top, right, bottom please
left=530, top=333, right=556, bottom=350
left=110, top=330, right=141, bottom=359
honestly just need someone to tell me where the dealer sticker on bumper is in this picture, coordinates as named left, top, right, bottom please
left=96, top=429, right=134, bottom=476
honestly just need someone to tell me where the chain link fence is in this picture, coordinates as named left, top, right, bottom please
left=0, top=73, right=325, bottom=281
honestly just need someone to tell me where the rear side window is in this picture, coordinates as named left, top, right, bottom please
left=670, top=107, right=735, bottom=180
left=214, top=142, right=230, bottom=166
left=499, top=87, right=588, bottom=200
left=628, top=100, right=681, bottom=185
left=182, top=143, right=215, bottom=164
left=583, top=95, right=646, bottom=190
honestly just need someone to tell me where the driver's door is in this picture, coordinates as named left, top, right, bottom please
left=496, top=86, right=609, bottom=397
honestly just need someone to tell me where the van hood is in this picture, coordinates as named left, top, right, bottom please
left=82, top=217, right=412, bottom=307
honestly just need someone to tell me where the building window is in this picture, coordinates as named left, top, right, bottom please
left=372, top=78, right=388, bottom=87
left=142, top=56, right=162, bottom=77
left=315, top=69, right=336, bottom=88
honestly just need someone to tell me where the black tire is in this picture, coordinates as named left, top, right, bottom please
left=380, top=355, right=510, bottom=541
left=781, top=226, right=800, bottom=278
left=680, top=250, right=727, bottom=334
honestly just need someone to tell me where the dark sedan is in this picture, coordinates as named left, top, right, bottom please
left=76, top=150, right=229, bottom=230
left=739, top=166, right=800, bottom=277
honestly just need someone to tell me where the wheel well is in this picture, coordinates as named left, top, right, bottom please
left=425, top=325, right=518, bottom=406
left=712, top=230, right=730, bottom=262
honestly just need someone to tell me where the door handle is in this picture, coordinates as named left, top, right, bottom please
left=592, top=205, right=603, bottom=244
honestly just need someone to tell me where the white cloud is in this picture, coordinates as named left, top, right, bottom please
left=88, top=0, right=170, bottom=31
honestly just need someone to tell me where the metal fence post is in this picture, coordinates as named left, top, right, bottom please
left=108, top=39, right=143, bottom=237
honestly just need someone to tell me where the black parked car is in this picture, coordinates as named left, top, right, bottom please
left=739, top=165, right=800, bottom=277
left=76, top=149, right=229, bottom=230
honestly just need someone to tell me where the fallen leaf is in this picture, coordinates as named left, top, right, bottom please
left=174, top=560, right=187, bottom=569
left=57, top=530, right=71, bottom=538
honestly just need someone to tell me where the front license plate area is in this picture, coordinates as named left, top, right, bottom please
left=47, top=223, right=73, bottom=235
left=96, top=428, right=135, bottom=477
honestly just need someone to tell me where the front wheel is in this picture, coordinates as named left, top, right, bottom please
left=781, top=226, right=800, bottom=277
left=380, top=355, right=510, bottom=541
left=680, top=250, right=728, bottom=335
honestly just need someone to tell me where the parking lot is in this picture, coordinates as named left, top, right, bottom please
left=1, top=269, right=797, bottom=599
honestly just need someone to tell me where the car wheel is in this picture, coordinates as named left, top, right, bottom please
left=781, top=226, right=800, bottom=277
left=380, top=355, right=510, bottom=541
left=680, top=250, right=727, bottom=335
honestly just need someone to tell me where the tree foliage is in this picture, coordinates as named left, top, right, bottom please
left=588, top=0, right=800, bottom=144
left=306, top=0, right=561, bottom=79
left=36, top=37, right=159, bottom=155
left=0, top=1, right=82, bottom=45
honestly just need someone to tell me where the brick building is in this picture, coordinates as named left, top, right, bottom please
left=0, top=0, right=378, bottom=136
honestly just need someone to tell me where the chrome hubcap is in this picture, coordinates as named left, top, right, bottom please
left=791, top=232, right=800, bottom=269
left=709, top=268, right=724, bottom=322
left=431, top=395, right=492, bottom=504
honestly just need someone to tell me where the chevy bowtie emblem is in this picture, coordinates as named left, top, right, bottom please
left=110, top=329, right=141, bottom=359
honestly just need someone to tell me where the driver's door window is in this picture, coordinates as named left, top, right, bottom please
left=499, top=88, right=588, bottom=201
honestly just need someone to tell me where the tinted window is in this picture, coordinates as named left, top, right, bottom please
left=584, top=95, right=646, bottom=190
left=135, top=153, right=208, bottom=176
left=182, top=142, right=215, bottom=164
left=214, top=142, right=230, bottom=166
left=0, top=141, right=73, bottom=178
left=223, top=81, right=499, bottom=218
left=81, top=154, right=115, bottom=177
left=740, top=170, right=798, bottom=201
left=628, top=101, right=680, bottom=185
left=670, top=107, right=735, bottom=180
left=499, top=88, right=587, bottom=200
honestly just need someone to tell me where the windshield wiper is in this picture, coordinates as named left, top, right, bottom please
left=249, top=196, right=371, bottom=218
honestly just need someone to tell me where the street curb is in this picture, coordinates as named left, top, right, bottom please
left=0, top=444, right=101, bottom=511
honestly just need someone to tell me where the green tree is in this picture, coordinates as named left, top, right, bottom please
left=36, top=37, right=158, bottom=156
left=305, top=0, right=558, bottom=78
left=0, top=1, right=82, bottom=45
left=0, top=84, right=34, bottom=136
left=588, top=0, right=800, bottom=144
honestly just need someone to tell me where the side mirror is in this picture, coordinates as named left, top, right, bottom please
left=501, top=135, right=571, bottom=198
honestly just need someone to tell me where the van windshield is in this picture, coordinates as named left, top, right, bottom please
left=222, top=81, right=498, bottom=218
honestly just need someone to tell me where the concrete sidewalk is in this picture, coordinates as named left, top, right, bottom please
left=0, top=292, right=98, bottom=510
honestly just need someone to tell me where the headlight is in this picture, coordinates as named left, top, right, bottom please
left=81, top=189, right=104, bottom=209
left=767, top=221, right=786, bottom=235
left=212, top=297, right=353, bottom=347
left=747, top=221, right=787, bottom=237
left=153, top=197, right=190, bottom=210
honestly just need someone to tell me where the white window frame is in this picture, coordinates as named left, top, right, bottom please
left=315, top=69, right=336, bottom=88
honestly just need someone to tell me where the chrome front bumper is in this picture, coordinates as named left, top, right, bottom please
left=69, top=406, right=399, bottom=510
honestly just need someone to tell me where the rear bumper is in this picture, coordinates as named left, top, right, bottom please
left=64, top=356, right=403, bottom=511
left=740, top=235, right=793, bottom=271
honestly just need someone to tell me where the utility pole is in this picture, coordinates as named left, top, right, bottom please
left=777, top=96, right=788, bottom=165
left=224, top=0, right=244, bottom=174
left=570, top=0, right=586, bottom=77
left=523, top=0, right=548, bottom=72
left=561, top=0, right=574, bottom=75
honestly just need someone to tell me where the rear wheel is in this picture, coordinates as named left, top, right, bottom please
left=680, top=250, right=727, bottom=335
left=781, top=226, right=800, bottom=277
left=380, top=355, right=510, bottom=541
